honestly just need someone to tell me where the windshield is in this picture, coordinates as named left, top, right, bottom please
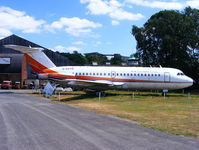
left=177, top=73, right=185, bottom=76
left=2, top=81, right=10, bottom=84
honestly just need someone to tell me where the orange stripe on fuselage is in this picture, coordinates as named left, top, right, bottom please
left=48, top=73, right=74, bottom=79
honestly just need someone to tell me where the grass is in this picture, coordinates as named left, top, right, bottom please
left=32, top=90, right=199, bottom=140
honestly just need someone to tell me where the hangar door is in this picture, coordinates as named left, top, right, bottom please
left=164, top=72, right=170, bottom=82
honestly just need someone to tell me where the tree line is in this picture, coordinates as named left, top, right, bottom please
left=58, top=51, right=126, bottom=66
left=132, top=7, right=199, bottom=89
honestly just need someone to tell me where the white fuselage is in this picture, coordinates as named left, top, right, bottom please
left=48, top=66, right=193, bottom=90
left=5, top=45, right=193, bottom=91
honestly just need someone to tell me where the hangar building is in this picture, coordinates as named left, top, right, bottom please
left=0, top=34, right=75, bottom=86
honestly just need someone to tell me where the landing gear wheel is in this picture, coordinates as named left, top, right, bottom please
left=162, top=89, right=168, bottom=97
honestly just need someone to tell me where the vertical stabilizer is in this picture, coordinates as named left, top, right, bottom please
left=4, top=45, right=56, bottom=73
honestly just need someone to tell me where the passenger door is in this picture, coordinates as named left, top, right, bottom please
left=164, top=72, right=170, bottom=82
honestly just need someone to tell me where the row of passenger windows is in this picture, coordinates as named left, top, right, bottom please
left=75, top=72, right=161, bottom=77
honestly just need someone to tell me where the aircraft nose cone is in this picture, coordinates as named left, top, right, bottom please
left=187, top=77, right=193, bottom=87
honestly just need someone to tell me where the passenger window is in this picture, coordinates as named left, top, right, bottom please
left=120, top=73, right=122, bottom=76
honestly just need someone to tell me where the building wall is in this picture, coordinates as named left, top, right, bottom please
left=0, top=54, right=23, bottom=73
left=0, top=34, right=76, bottom=84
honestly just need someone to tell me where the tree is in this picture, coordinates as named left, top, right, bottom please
left=110, top=54, right=124, bottom=65
left=60, top=51, right=88, bottom=65
left=132, top=7, right=199, bottom=88
left=182, top=7, right=199, bottom=53
left=85, top=53, right=107, bottom=65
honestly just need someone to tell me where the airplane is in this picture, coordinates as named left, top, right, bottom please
left=5, top=45, right=193, bottom=93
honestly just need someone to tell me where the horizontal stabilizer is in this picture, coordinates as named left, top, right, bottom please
left=4, top=45, right=44, bottom=53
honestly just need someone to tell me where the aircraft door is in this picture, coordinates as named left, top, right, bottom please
left=164, top=72, right=170, bottom=82
left=111, top=71, right=116, bottom=78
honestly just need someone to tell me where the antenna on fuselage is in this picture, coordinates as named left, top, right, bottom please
left=159, top=65, right=162, bottom=68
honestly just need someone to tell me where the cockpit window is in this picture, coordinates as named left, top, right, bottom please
left=177, top=73, right=185, bottom=76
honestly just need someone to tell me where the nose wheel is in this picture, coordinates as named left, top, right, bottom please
left=162, top=89, right=168, bottom=97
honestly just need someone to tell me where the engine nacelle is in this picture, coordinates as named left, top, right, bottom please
left=38, top=73, right=48, bottom=79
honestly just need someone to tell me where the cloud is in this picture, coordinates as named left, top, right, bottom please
left=45, top=17, right=102, bottom=36
left=80, top=0, right=144, bottom=24
left=126, top=0, right=199, bottom=10
left=125, top=0, right=184, bottom=9
left=81, top=0, right=113, bottom=15
left=0, top=28, right=12, bottom=36
left=53, top=45, right=81, bottom=52
left=186, top=0, right=199, bottom=8
left=0, top=6, right=45, bottom=36
left=109, top=9, right=143, bottom=21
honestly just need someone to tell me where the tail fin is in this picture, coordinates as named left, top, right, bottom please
left=4, top=45, right=56, bottom=73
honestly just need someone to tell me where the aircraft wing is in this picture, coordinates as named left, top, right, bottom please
left=65, top=79, right=124, bottom=87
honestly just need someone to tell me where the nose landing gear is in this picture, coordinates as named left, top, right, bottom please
left=162, top=89, right=168, bottom=97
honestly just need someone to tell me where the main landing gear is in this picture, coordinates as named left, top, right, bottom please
left=85, top=90, right=106, bottom=97
left=96, top=91, right=106, bottom=97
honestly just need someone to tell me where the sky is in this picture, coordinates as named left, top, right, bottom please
left=0, top=0, right=199, bottom=56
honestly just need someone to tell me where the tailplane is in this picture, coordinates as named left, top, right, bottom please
left=4, top=45, right=56, bottom=73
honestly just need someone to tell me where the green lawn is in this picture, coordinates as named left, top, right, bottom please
left=35, top=91, right=199, bottom=140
